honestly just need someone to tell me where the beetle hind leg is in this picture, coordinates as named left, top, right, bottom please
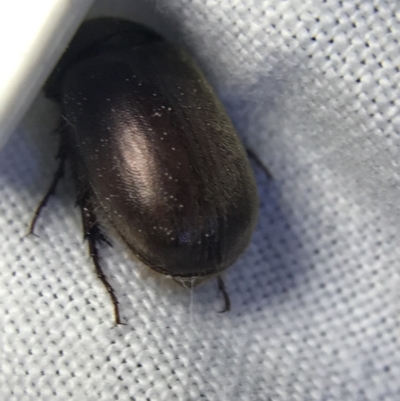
left=79, top=195, right=124, bottom=325
left=217, top=276, right=231, bottom=313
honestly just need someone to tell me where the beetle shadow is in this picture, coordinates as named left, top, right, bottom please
left=189, top=69, right=318, bottom=315
left=229, top=161, right=308, bottom=314
left=191, top=160, right=311, bottom=316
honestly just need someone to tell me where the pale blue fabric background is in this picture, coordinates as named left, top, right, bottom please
left=2, top=1, right=400, bottom=400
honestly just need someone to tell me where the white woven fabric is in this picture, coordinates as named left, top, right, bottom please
left=2, top=1, right=400, bottom=400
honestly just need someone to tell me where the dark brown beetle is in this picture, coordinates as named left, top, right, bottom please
left=31, top=18, right=261, bottom=324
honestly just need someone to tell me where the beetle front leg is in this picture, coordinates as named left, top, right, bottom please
left=28, top=124, right=69, bottom=236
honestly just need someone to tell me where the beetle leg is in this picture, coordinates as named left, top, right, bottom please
left=79, top=197, right=124, bottom=325
left=247, top=148, right=273, bottom=179
left=217, top=276, right=231, bottom=313
left=28, top=128, right=68, bottom=236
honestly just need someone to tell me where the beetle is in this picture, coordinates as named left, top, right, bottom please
left=30, top=17, right=263, bottom=324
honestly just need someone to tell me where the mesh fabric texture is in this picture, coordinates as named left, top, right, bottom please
left=2, top=1, right=400, bottom=400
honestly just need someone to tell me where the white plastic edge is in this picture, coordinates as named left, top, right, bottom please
left=0, top=0, right=95, bottom=149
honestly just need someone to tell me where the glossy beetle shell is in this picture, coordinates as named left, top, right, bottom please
left=46, top=18, right=259, bottom=279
